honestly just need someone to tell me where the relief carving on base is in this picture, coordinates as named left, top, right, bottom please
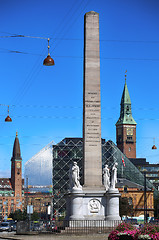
left=88, top=199, right=101, bottom=213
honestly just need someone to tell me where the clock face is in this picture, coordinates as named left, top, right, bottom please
left=17, top=162, right=21, bottom=169
left=127, top=128, right=133, bottom=136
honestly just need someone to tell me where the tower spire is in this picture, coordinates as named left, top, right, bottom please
left=12, top=132, right=22, bottom=161
left=11, top=132, right=22, bottom=197
left=116, top=71, right=136, bottom=126
left=116, top=71, right=137, bottom=158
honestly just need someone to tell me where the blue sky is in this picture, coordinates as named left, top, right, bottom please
left=1, top=0, right=159, bottom=177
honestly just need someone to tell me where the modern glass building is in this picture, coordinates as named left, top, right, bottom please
left=130, top=158, right=159, bottom=191
left=24, top=141, right=53, bottom=187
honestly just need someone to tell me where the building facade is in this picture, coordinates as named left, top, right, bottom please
left=117, top=178, right=154, bottom=217
left=25, top=191, right=52, bottom=220
left=24, top=141, right=53, bottom=186
left=130, top=158, right=159, bottom=191
left=0, top=133, right=24, bottom=220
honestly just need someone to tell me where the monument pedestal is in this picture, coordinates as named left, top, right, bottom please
left=105, top=188, right=121, bottom=221
left=69, top=189, right=84, bottom=220
left=66, top=188, right=107, bottom=221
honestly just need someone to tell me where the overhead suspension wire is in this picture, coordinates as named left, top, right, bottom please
left=8, top=0, right=92, bottom=108
left=2, top=47, right=159, bottom=62
left=0, top=34, right=48, bottom=39
left=2, top=33, right=159, bottom=44
left=0, top=112, right=159, bottom=121
left=2, top=103, right=159, bottom=112
left=49, top=0, right=92, bottom=56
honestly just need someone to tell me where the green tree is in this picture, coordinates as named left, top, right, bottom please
left=154, top=196, right=159, bottom=218
left=119, top=197, right=133, bottom=218
left=9, top=209, right=28, bottom=221
left=31, top=211, right=39, bottom=221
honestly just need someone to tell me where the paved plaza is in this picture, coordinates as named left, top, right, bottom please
left=0, top=232, right=109, bottom=240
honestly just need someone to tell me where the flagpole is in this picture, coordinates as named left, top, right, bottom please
left=122, top=164, right=123, bottom=179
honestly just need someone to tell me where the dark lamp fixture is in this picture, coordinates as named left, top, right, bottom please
left=152, top=137, right=157, bottom=150
left=5, top=105, right=12, bottom=122
left=152, top=145, right=157, bottom=150
left=43, top=55, right=55, bottom=66
left=43, top=38, right=55, bottom=66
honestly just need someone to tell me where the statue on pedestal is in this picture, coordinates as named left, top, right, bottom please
left=103, top=164, right=110, bottom=191
left=110, top=162, right=118, bottom=189
left=69, top=162, right=82, bottom=190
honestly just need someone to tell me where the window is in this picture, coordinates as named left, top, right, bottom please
left=124, top=186, right=128, bottom=193
left=128, top=197, right=133, bottom=205
left=126, top=136, right=134, bottom=143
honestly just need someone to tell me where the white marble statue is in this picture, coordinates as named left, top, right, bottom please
left=110, top=162, right=118, bottom=189
left=69, top=162, right=82, bottom=190
left=103, top=164, right=110, bottom=191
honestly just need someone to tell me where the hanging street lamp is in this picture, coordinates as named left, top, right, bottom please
left=5, top=105, right=12, bottom=122
left=43, top=38, right=55, bottom=66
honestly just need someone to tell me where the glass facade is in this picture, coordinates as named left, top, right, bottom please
left=24, top=141, right=53, bottom=186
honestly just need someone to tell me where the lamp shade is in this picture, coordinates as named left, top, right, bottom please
left=152, top=144, right=157, bottom=150
left=5, top=115, right=12, bottom=122
left=43, top=55, right=55, bottom=66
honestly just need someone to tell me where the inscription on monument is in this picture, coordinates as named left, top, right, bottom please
left=85, top=91, right=101, bottom=147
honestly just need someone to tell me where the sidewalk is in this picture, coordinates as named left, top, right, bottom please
left=0, top=232, right=110, bottom=240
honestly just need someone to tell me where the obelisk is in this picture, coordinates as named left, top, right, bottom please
left=83, top=11, right=103, bottom=189
left=66, top=11, right=121, bottom=222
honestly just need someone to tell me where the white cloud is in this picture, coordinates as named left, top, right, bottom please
left=0, top=169, right=11, bottom=178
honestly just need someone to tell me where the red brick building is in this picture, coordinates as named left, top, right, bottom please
left=0, top=132, right=24, bottom=220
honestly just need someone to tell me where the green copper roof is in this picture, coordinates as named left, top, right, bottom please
left=121, top=80, right=131, bottom=105
left=116, top=80, right=137, bottom=125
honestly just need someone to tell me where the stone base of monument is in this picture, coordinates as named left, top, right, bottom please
left=66, top=188, right=106, bottom=221
left=105, top=188, right=121, bottom=221
left=69, top=189, right=84, bottom=220
left=65, top=187, right=121, bottom=223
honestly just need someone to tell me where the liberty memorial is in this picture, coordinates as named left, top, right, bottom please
left=66, top=11, right=121, bottom=223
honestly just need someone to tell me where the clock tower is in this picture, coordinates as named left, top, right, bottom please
left=116, top=74, right=137, bottom=158
left=11, top=132, right=22, bottom=197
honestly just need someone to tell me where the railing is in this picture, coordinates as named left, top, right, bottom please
left=17, top=220, right=159, bottom=235
left=55, top=220, right=121, bottom=234
left=17, top=219, right=121, bottom=234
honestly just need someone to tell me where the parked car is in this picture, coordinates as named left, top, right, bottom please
left=124, top=218, right=139, bottom=228
left=10, top=222, right=16, bottom=231
left=0, top=222, right=12, bottom=232
left=149, top=219, right=159, bottom=224
left=125, top=218, right=138, bottom=224
left=32, top=223, right=41, bottom=231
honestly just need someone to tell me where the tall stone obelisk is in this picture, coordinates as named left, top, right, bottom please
left=66, top=11, right=121, bottom=222
left=83, top=11, right=103, bottom=190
